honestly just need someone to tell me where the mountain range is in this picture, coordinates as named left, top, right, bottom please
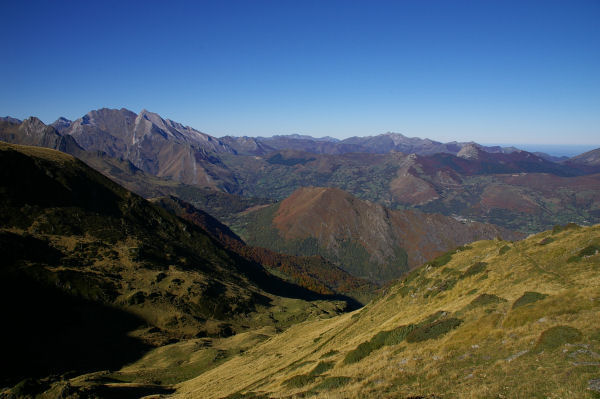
left=3, top=108, right=598, bottom=234
left=568, top=147, right=600, bottom=167
left=222, top=130, right=562, bottom=160
left=1, top=107, right=600, bottom=398
left=1, top=109, right=594, bottom=163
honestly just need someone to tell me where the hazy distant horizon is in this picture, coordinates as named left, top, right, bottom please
left=480, top=143, right=598, bottom=157
left=4, top=109, right=598, bottom=157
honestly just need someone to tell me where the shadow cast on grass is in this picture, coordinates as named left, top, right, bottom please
left=0, top=269, right=152, bottom=387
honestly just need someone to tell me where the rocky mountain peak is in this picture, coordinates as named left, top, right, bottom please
left=138, top=108, right=161, bottom=123
left=457, top=143, right=484, bottom=160
left=50, top=117, right=72, bottom=133
left=20, top=117, right=47, bottom=133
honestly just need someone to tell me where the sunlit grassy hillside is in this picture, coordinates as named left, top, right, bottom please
left=173, top=224, right=600, bottom=398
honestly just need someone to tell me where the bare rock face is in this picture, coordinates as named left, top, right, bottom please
left=61, top=108, right=236, bottom=187
left=0, top=116, right=64, bottom=150
left=50, top=117, right=72, bottom=134
left=0, top=109, right=239, bottom=189
left=457, top=143, right=483, bottom=160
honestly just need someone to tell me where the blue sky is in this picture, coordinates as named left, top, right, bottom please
left=1, top=0, right=599, bottom=145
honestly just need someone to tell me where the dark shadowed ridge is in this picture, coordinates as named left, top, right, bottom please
left=0, top=142, right=354, bottom=386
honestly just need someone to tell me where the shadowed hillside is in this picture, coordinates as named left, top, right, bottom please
left=0, top=142, right=347, bottom=389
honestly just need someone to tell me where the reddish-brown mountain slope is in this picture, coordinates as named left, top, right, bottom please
left=387, top=151, right=600, bottom=231
left=240, top=187, right=524, bottom=283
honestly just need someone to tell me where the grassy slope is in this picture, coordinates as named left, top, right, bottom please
left=174, top=224, right=600, bottom=399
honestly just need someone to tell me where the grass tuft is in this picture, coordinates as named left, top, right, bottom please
left=319, top=350, right=339, bottom=359
left=579, top=244, right=600, bottom=257
left=426, top=245, right=472, bottom=268
left=343, top=325, right=416, bottom=364
left=461, top=262, right=487, bottom=278
left=533, top=325, right=582, bottom=353
left=567, top=244, right=600, bottom=263
left=423, top=278, right=457, bottom=298
left=498, top=244, right=511, bottom=255
left=223, top=392, right=270, bottom=399
left=512, top=291, right=548, bottom=309
left=343, top=342, right=375, bottom=365
left=309, top=361, right=335, bottom=376
left=537, top=237, right=554, bottom=246
left=467, top=293, right=506, bottom=310
left=313, top=376, right=352, bottom=390
left=405, top=318, right=462, bottom=343
left=283, top=374, right=317, bottom=388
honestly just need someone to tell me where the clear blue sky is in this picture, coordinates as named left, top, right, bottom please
left=1, top=0, right=599, bottom=145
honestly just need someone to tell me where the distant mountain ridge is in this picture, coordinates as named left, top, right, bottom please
left=3, top=109, right=597, bottom=161
left=568, top=147, right=600, bottom=167
left=2, top=108, right=599, bottom=233
left=222, top=130, right=530, bottom=157
left=2, top=109, right=239, bottom=189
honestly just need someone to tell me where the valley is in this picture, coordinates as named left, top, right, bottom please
left=3, top=2, right=598, bottom=397
left=0, top=109, right=599, bottom=398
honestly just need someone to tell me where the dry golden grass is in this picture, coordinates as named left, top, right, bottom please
left=0, top=141, right=76, bottom=164
left=169, top=224, right=600, bottom=398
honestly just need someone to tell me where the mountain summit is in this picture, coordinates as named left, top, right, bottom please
left=237, top=186, right=523, bottom=282
left=62, top=108, right=236, bottom=187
